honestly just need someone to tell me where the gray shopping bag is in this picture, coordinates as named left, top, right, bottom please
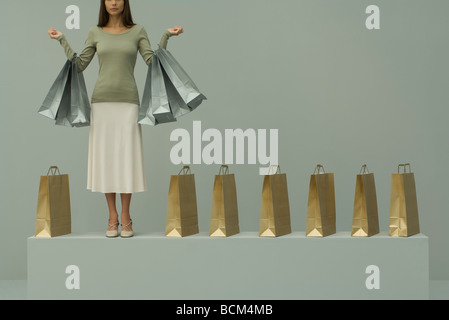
left=38, top=58, right=72, bottom=120
left=157, top=47, right=207, bottom=112
left=139, top=48, right=207, bottom=126
left=39, top=54, right=91, bottom=127
left=54, top=71, right=72, bottom=127
left=138, top=57, right=157, bottom=126
left=69, top=61, right=91, bottom=127
left=139, top=53, right=176, bottom=125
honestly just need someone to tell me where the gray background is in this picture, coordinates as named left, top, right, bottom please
left=1, top=0, right=448, bottom=281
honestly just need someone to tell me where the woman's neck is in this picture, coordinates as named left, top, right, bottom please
left=106, top=15, right=125, bottom=28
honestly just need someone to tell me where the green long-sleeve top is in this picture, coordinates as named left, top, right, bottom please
left=56, top=25, right=172, bottom=105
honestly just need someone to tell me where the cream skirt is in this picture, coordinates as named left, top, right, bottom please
left=87, top=102, right=147, bottom=193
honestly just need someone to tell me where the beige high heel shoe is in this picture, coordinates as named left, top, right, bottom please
left=120, top=219, right=134, bottom=238
left=106, top=221, right=119, bottom=238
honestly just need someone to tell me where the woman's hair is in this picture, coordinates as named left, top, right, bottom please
left=97, top=0, right=136, bottom=27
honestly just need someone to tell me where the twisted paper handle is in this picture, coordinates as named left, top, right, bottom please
left=360, top=164, right=370, bottom=174
left=178, top=165, right=191, bottom=175
left=313, top=164, right=325, bottom=174
left=397, top=163, right=411, bottom=173
left=218, top=165, right=229, bottom=175
left=268, top=165, right=281, bottom=175
left=47, top=166, right=61, bottom=176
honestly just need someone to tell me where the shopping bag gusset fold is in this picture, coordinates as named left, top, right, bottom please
left=69, top=59, right=91, bottom=127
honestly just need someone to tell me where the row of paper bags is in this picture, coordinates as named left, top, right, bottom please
left=35, top=163, right=420, bottom=238
left=37, top=48, right=206, bottom=127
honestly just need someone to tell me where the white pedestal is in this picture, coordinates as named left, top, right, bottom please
left=27, top=232, right=429, bottom=300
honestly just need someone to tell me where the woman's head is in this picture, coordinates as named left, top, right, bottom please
left=98, top=0, right=135, bottom=27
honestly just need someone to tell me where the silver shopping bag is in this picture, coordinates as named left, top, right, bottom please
left=69, top=61, right=91, bottom=127
left=139, top=53, right=176, bottom=125
left=138, top=56, right=157, bottom=126
left=162, top=65, right=191, bottom=119
left=139, top=48, right=206, bottom=125
left=38, top=58, right=72, bottom=120
left=157, top=47, right=207, bottom=112
left=54, top=68, right=72, bottom=127
left=39, top=54, right=91, bottom=127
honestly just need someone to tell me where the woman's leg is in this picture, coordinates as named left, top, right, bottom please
left=120, top=193, right=133, bottom=231
left=105, top=193, right=119, bottom=230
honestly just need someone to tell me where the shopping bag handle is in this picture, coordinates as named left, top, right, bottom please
left=360, top=164, right=370, bottom=174
left=268, top=165, right=281, bottom=175
left=397, top=163, right=411, bottom=173
left=178, top=165, right=191, bottom=175
left=313, top=164, right=325, bottom=174
left=47, top=166, right=61, bottom=176
left=218, top=165, right=229, bottom=175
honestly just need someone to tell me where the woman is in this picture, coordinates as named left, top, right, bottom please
left=48, top=0, right=183, bottom=238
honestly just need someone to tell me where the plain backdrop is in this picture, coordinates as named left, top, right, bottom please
left=1, top=0, right=448, bottom=280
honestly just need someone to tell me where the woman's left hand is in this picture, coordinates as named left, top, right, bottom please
left=168, top=26, right=184, bottom=36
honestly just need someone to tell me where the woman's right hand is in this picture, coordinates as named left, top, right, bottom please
left=48, top=28, right=62, bottom=39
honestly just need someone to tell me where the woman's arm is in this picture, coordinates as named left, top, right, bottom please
left=49, top=27, right=96, bottom=72
left=139, top=26, right=183, bottom=66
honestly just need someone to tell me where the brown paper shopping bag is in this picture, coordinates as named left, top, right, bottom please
left=306, top=164, right=336, bottom=237
left=259, top=165, right=291, bottom=237
left=351, top=165, right=379, bottom=237
left=165, top=166, right=199, bottom=237
left=209, top=165, right=240, bottom=237
left=389, top=163, right=420, bottom=237
left=35, top=166, right=71, bottom=237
